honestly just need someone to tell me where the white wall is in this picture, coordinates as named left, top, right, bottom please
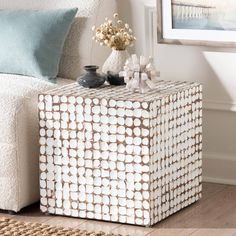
left=118, top=0, right=236, bottom=185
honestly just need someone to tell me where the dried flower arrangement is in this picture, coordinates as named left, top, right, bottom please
left=92, top=13, right=136, bottom=51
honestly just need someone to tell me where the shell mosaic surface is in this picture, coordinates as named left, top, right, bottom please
left=38, top=81, right=203, bottom=226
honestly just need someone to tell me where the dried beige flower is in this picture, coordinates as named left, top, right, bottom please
left=92, top=13, right=136, bottom=51
left=91, top=25, right=96, bottom=31
left=125, top=24, right=129, bottom=29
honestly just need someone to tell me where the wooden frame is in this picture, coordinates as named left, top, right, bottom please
left=157, top=0, right=236, bottom=47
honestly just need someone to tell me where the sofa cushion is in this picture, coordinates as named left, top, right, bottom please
left=0, top=8, right=77, bottom=81
left=0, top=74, right=55, bottom=144
left=0, top=74, right=72, bottom=212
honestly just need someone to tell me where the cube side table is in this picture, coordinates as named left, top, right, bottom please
left=38, top=81, right=202, bottom=227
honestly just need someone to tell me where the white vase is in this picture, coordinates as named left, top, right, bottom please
left=102, top=49, right=130, bottom=74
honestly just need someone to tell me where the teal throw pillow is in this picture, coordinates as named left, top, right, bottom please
left=0, top=8, right=78, bottom=81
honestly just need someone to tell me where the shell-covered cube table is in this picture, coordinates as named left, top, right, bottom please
left=38, top=81, right=202, bottom=227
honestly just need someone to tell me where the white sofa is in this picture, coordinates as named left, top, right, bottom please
left=0, top=0, right=116, bottom=212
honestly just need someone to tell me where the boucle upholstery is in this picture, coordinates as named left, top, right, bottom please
left=0, top=75, right=72, bottom=212
left=0, top=75, right=55, bottom=211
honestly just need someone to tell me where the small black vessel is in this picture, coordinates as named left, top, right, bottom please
left=78, top=65, right=105, bottom=88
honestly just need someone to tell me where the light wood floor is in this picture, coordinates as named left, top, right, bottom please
left=0, top=183, right=236, bottom=236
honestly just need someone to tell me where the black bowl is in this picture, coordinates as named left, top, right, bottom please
left=106, top=71, right=125, bottom=86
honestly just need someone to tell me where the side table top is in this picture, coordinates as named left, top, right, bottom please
left=42, top=80, right=201, bottom=102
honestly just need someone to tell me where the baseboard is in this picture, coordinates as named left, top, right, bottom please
left=204, top=100, right=236, bottom=112
left=203, top=152, right=236, bottom=186
left=203, top=176, right=236, bottom=186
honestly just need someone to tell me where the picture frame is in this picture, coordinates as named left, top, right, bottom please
left=157, top=0, right=236, bottom=47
